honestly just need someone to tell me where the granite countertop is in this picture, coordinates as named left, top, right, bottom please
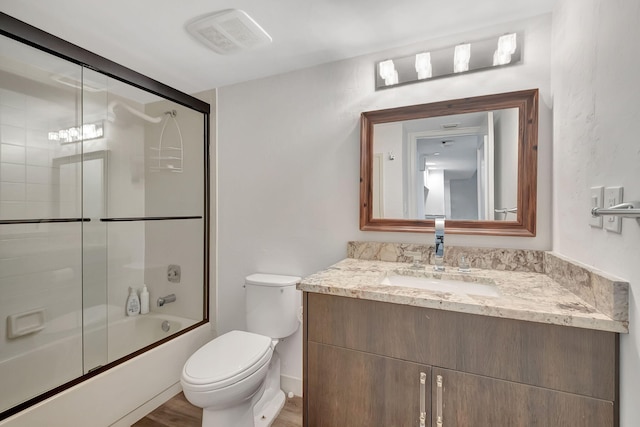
left=298, top=257, right=629, bottom=333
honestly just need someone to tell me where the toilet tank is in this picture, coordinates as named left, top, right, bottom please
left=245, top=273, right=301, bottom=339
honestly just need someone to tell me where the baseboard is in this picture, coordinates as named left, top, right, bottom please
left=109, top=382, right=182, bottom=427
left=280, top=374, right=302, bottom=397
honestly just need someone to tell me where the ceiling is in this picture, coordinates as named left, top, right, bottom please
left=1, top=0, right=556, bottom=94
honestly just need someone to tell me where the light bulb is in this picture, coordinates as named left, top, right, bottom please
left=497, top=33, right=517, bottom=55
left=415, top=52, right=432, bottom=79
left=379, top=60, right=395, bottom=79
left=454, top=43, right=470, bottom=73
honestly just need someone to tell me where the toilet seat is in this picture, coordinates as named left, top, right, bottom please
left=182, top=330, right=273, bottom=392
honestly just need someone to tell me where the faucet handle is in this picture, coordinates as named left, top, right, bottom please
left=405, top=251, right=423, bottom=268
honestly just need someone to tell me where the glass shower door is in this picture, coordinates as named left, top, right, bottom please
left=0, top=23, right=208, bottom=418
left=80, top=69, right=109, bottom=373
left=0, top=35, right=86, bottom=411
left=83, top=70, right=205, bottom=364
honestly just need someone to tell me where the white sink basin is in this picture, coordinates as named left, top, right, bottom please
left=380, top=274, right=500, bottom=297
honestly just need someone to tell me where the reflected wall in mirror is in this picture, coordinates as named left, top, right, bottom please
left=360, top=89, right=538, bottom=236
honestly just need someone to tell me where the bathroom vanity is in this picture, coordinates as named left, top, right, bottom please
left=299, top=243, right=628, bottom=427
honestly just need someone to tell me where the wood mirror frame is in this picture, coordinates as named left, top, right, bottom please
left=360, top=88, right=538, bottom=236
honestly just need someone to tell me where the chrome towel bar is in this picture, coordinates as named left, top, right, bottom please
left=591, top=201, right=640, bottom=218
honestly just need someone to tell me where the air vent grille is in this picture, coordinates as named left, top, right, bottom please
left=186, top=9, right=272, bottom=55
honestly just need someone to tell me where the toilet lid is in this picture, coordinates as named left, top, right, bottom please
left=182, top=330, right=272, bottom=387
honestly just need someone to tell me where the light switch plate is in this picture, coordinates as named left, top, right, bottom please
left=604, top=186, right=623, bottom=233
left=589, top=186, right=604, bottom=228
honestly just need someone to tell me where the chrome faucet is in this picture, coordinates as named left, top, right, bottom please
left=434, top=217, right=445, bottom=272
left=157, top=293, right=176, bottom=307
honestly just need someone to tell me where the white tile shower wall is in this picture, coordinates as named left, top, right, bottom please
left=0, top=89, right=78, bottom=221
left=143, top=99, right=206, bottom=322
left=106, top=221, right=145, bottom=322
left=0, top=83, right=97, bottom=412
left=0, top=223, right=82, bottom=361
left=0, top=85, right=85, bottom=376
left=96, top=95, right=147, bottom=322
left=217, top=15, right=553, bottom=389
left=143, top=220, right=204, bottom=320
left=551, top=1, right=640, bottom=425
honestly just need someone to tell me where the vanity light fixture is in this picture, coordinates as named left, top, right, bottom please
left=48, top=121, right=104, bottom=144
left=415, top=52, right=433, bottom=79
left=374, top=32, right=522, bottom=89
left=379, top=59, right=398, bottom=86
left=453, top=43, right=471, bottom=73
left=493, top=33, right=517, bottom=65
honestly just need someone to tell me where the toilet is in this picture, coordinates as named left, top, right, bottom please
left=181, top=273, right=301, bottom=427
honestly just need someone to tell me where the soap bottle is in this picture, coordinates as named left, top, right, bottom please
left=126, top=287, right=140, bottom=316
left=140, top=285, right=149, bottom=315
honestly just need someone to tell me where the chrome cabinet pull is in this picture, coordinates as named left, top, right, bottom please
left=436, top=375, right=443, bottom=427
left=419, top=372, right=427, bottom=427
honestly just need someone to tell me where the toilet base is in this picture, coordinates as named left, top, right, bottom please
left=253, top=351, right=285, bottom=427
left=253, top=388, right=285, bottom=427
left=199, top=351, right=286, bottom=427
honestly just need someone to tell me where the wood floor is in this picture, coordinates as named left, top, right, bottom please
left=132, top=392, right=302, bottom=427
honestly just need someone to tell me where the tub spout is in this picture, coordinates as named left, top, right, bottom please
left=157, top=294, right=176, bottom=307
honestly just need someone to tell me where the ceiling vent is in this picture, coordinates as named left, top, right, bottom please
left=441, top=123, right=460, bottom=129
left=186, top=9, right=272, bottom=55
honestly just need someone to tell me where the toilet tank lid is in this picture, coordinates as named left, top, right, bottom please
left=245, top=273, right=301, bottom=287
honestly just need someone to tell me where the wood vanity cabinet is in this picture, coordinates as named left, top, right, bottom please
left=303, top=293, right=618, bottom=427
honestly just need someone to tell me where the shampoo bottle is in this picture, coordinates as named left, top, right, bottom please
left=140, top=285, right=149, bottom=314
left=126, top=287, right=140, bottom=316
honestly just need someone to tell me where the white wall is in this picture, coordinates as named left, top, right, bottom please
left=449, top=171, right=478, bottom=220
left=218, top=14, right=553, bottom=391
left=373, top=122, right=404, bottom=217
left=493, top=108, right=519, bottom=219
left=425, top=169, right=445, bottom=217
left=551, top=1, right=640, bottom=425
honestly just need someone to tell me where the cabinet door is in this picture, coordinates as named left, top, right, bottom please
left=307, top=342, right=431, bottom=427
left=432, top=368, right=614, bottom=427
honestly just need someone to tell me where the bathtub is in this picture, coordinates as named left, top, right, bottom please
left=106, top=313, right=198, bottom=361
left=0, top=310, right=198, bottom=415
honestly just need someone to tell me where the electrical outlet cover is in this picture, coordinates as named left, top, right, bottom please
left=589, top=186, right=604, bottom=228
left=604, top=187, right=623, bottom=233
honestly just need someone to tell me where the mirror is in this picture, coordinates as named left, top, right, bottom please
left=360, top=89, right=538, bottom=236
